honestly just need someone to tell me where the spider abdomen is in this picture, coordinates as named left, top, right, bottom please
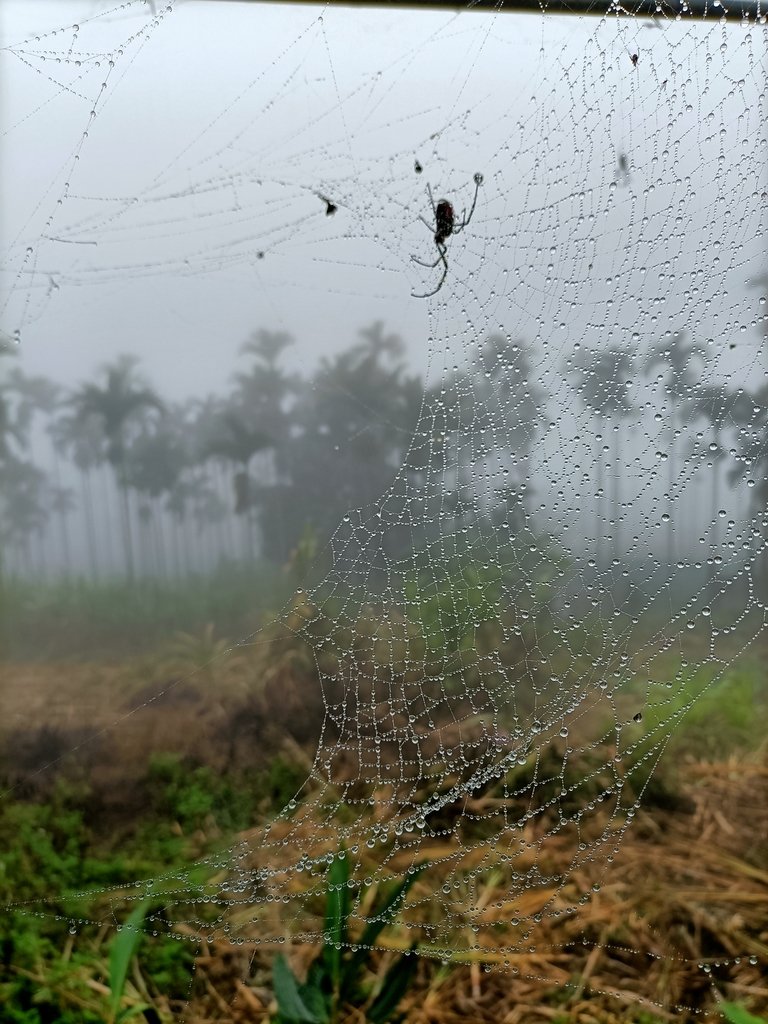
left=410, top=173, right=481, bottom=298
left=435, top=200, right=454, bottom=244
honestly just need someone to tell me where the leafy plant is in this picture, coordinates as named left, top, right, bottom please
left=0, top=777, right=204, bottom=1024
left=272, top=851, right=422, bottom=1024
left=258, top=755, right=307, bottom=812
left=402, top=537, right=566, bottom=688
left=145, top=752, right=254, bottom=833
left=666, top=666, right=768, bottom=758
left=1, top=565, right=286, bottom=660
left=106, top=900, right=151, bottom=1023
left=403, top=549, right=505, bottom=659
left=720, top=1003, right=768, bottom=1024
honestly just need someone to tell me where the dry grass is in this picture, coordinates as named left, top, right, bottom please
left=1, top=640, right=765, bottom=1024
left=174, top=749, right=767, bottom=1024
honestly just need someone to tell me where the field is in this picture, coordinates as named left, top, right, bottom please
left=0, top=576, right=766, bottom=1024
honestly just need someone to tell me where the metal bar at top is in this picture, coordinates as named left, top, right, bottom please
left=200, top=0, right=765, bottom=22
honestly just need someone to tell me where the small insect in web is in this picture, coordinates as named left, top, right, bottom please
left=629, top=49, right=639, bottom=68
left=411, top=171, right=483, bottom=299
left=319, top=195, right=337, bottom=216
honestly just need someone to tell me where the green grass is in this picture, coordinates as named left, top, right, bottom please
left=721, top=1004, right=768, bottom=1024
left=1, top=571, right=764, bottom=1022
left=272, top=850, right=422, bottom=1024
left=0, top=749, right=306, bottom=1024
left=105, top=900, right=153, bottom=1024
left=0, top=775, right=196, bottom=1023
left=636, top=661, right=768, bottom=761
left=0, top=562, right=290, bottom=660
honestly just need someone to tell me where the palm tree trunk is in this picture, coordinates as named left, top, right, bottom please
left=58, top=507, right=72, bottom=579
left=217, top=463, right=236, bottom=559
left=708, top=441, right=720, bottom=594
left=100, top=464, right=117, bottom=575
left=594, top=421, right=604, bottom=569
left=22, top=537, right=32, bottom=579
left=182, top=515, right=193, bottom=575
left=35, top=527, right=48, bottom=582
left=138, top=507, right=152, bottom=579
left=207, top=517, right=218, bottom=573
left=611, top=430, right=621, bottom=562
left=52, top=453, right=71, bottom=578
left=81, top=469, right=99, bottom=581
left=218, top=506, right=230, bottom=567
left=666, top=418, right=676, bottom=571
left=185, top=525, right=194, bottom=574
left=170, top=516, right=182, bottom=579
left=117, top=479, right=135, bottom=581
left=266, top=449, right=286, bottom=560
left=246, top=512, right=255, bottom=563
left=153, top=497, right=168, bottom=580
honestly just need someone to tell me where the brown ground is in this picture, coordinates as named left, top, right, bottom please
left=179, top=751, right=767, bottom=1024
left=1, top=657, right=766, bottom=1024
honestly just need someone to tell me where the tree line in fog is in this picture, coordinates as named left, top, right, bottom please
left=0, top=321, right=765, bottom=584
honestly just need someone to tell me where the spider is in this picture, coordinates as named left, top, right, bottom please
left=411, top=171, right=483, bottom=298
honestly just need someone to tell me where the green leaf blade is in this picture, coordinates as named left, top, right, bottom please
left=367, top=945, right=419, bottom=1024
left=720, top=1003, right=768, bottom=1024
left=108, top=899, right=150, bottom=1020
left=273, top=952, right=323, bottom=1024
left=321, top=850, right=351, bottom=994
left=347, top=866, right=423, bottom=980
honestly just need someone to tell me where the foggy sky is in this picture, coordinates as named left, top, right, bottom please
left=1, top=0, right=765, bottom=579
left=2, top=0, right=763, bottom=401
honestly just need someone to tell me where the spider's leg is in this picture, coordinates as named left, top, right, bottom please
left=411, top=243, right=448, bottom=299
left=461, top=174, right=482, bottom=229
left=411, top=251, right=444, bottom=269
left=418, top=215, right=435, bottom=233
left=426, top=183, right=437, bottom=217
left=412, top=261, right=448, bottom=299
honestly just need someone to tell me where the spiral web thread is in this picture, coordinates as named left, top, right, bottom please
left=1, top=0, right=766, bottom=1015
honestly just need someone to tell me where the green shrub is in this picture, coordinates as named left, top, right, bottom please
left=272, top=851, right=422, bottom=1024
left=145, top=752, right=254, bottom=833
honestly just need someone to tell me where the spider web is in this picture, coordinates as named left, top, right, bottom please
left=1, top=0, right=767, bottom=1017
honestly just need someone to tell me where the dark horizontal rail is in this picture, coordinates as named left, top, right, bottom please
left=203, top=0, right=765, bottom=23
